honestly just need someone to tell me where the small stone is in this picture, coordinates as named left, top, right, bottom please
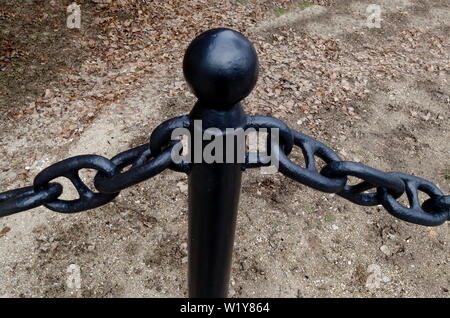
left=331, top=224, right=339, bottom=231
left=382, top=276, right=391, bottom=283
left=299, top=104, right=310, bottom=112
left=421, top=112, right=431, bottom=121
left=44, top=89, right=54, bottom=99
left=365, top=264, right=382, bottom=290
left=181, top=256, right=188, bottom=264
left=177, top=182, right=188, bottom=194
left=180, top=242, right=188, bottom=255
left=380, top=245, right=392, bottom=256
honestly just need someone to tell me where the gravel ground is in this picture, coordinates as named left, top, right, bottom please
left=0, top=0, right=449, bottom=297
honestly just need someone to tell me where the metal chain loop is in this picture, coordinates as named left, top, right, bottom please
left=244, top=115, right=294, bottom=156
left=0, top=114, right=448, bottom=227
left=422, top=195, right=450, bottom=219
left=33, top=155, right=119, bottom=213
left=149, top=115, right=190, bottom=153
left=0, top=119, right=191, bottom=216
left=320, top=161, right=405, bottom=206
left=245, top=119, right=448, bottom=226
left=94, top=145, right=174, bottom=194
left=149, top=115, right=191, bottom=173
left=278, top=130, right=347, bottom=193
left=0, top=184, right=62, bottom=217
left=378, top=173, right=449, bottom=226
left=110, top=143, right=151, bottom=170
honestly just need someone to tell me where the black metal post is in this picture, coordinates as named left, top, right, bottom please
left=183, top=28, right=259, bottom=297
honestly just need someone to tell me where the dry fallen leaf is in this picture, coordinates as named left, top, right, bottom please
left=0, top=226, right=11, bottom=238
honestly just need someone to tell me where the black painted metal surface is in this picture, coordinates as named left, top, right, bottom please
left=34, top=155, right=119, bottom=213
left=0, top=183, right=62, bottom=217
left=183, top=28, right=258, bottom=109
left=183, top=28, right=257, bottom=297
left=187, top=102, right=246, bottom=297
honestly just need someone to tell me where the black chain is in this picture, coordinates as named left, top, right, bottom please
left=1, top=115, right=449, bottom=226
left=0, top=183, right=62, bottom=217
left=0, top=116, right=190, bottom=216
left=243, top=115, right=449, bottom=227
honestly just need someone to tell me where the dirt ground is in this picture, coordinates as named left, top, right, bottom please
left=0, top=0, right=448, bottom=297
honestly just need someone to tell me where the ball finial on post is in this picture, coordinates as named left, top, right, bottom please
left=183, top=28, right=259, bottom=109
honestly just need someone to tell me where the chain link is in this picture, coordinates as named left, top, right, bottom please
left=245, top=118, right=449, bottom=226
left=0, top=184, right=62, bottom=217
left=0, top=114, right=448, bottom=226
left=277, top=130, right=347, bottom=193
left=93, top=145, right=174, bottom=194
left=0, top=123, right=189, bottom=215
left=378, top=173, right=449, bottom=226
left=0, top=114, right=194, bottom=215
left=320, top=161, right=405, bottom=206
left=33, top=155, right=119, bottom=213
